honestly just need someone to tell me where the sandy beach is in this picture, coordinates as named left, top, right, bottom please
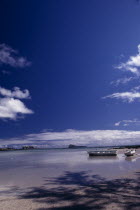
left=0, top=148, right=140, bottom=210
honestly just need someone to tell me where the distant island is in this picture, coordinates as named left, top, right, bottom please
left=68, top=144, right=87, bottom=149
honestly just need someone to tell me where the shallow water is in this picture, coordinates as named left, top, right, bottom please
left=0, top=149, right=140, bottom=188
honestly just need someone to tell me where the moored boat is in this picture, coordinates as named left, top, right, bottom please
left=125, top=149, right=136, bottom=157
left=88, top=150, right=117, bottom=156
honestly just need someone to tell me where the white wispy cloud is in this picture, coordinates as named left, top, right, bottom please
left=0, top=97, right=33, bottom=120
left=0, top=44, right=31, bottom=68
left=104, top=45, right=140, bottom=103
left=115, top=119, right=140, bottom=127
left=116, top=44, right=140, bottom=76
left=131, top=85, right=140, bottom=91
left=103, top=91, right=140, bottom=102
left=111, top=77, right=134, bottom=86
left=1, top=129, right=140, bottom=147
left=0, top=87, right=30, bottom=99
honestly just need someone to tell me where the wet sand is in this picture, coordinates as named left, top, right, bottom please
left=0, top=148, right=140, bottom=210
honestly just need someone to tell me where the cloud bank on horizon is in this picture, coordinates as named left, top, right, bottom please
left=1, top=129, right=140, bottom=147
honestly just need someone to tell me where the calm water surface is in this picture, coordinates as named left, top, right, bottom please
left=0, top=149, right=140, bottom=188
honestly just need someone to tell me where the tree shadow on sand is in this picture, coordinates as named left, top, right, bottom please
left=13, top=171, right=140, bottom=210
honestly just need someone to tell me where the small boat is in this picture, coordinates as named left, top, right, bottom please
left=125, top=149, right=136, bottom=157
left=88, top=150, right=117, bottom=156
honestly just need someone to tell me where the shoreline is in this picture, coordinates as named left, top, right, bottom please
left=0, top=149, right=140, bottom=209
left=0, top=144, right=140, bottom=152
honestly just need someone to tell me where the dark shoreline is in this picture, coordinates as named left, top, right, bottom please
left=1, top=144, right=140, bottom=152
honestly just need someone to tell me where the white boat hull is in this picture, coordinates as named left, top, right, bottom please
left=88, top=150, right=117, bottom=156
left=125, top=150, right=135, bottom=156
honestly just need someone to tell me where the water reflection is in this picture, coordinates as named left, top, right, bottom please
left=0, top=149, right=140, bottom=187
left=88, top=156, right=119, bottom=163
left=125, top=155, right=140, bottom=162
left=125, top=156, right=136, bottom=162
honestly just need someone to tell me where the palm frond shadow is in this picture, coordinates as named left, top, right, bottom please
left=17, top=171, right=140, bottom=210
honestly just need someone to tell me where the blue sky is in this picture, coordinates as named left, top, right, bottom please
left=1, top=0, right=140, bottom=147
